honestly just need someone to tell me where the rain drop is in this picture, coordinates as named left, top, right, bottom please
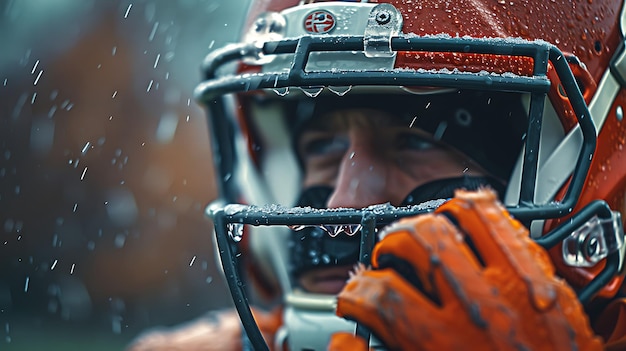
left=33, top=70, right=43, bottom=85
left=153, top=54, right=161, bottom=68
left=112, top=316, right=122, bottom=334
left=149, top=22, right=159, bottom=42
left=300, top=86, right=324, bottom=98
left=272, top=87, right=289, bottom=96
left=48, top=105, right=57, bottom=118
left=321, top=224, right=361, bottom=237
left=114, top=234, right=126, bottom=248
left=124, top=4, right=132, bottom=18
left=227, top=223, right=244, bottom=242
left=81, top=141, right=91, bottom=155
left=31, top=60, right=39, bottom=74
left=328, top=85, right=352, bottom=96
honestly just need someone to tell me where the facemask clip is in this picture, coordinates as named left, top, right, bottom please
left=562, top=211, right=625, bottom=268
left=364, top=3, right=402, bottom=58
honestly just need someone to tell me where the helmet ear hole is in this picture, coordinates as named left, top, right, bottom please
left=549, top=56, right=597, bottom=132
left=569, top=58, right=597, bottom=103
left=557, top=83, right=568, bottom=99
left=554, top=61, right=595, bottom=101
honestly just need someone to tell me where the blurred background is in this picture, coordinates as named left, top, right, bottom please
left=0, top=0, right=249, bottom=349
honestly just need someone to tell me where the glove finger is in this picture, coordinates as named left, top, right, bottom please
left=337, top=267, right=525, bottom=351
left=371, top=213, right=531, bottom=348
left=352, top=189, right=602, bottom=351
left=436, top=188, right=603, bottom=350
left=373, top=214, right=491, bottom=308
left=337, top=268, right=459, bottom=350
left=435, top=188, right=558, bottom=311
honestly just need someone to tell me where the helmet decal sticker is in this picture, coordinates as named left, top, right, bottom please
left=303, top=10, right=336, bottom=34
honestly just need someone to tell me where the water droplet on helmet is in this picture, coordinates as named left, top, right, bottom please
left=227, top=223, right=244, bottom=242
left=223, top=204, right=248, bottom=215
left=527, top=283, right=557, bottom=311
left=288, top=224, right=307, bottom=231
left=328, top=85, right=353, bottom=96
left=319, top=224, right=362, bottom=237
left=300, top=86, right=324, bottom=98
left=272, top=87, right=289, bottom=96
left=344, top=224, right=362, bottom=236
left=332, top=225, right=343, bottom=237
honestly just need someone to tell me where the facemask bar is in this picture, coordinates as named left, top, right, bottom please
left=196, top=35, right=597, bottom=221
left=207, top=202, right=440, bottom=351
left=196, top=35, right=613, bottom=351
left=209, top=202, right=624, bottom=351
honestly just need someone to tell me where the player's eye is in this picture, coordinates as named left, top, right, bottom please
left=395, top=133, right=435, bottom=151
left=301, top=136, right=349, bottom=158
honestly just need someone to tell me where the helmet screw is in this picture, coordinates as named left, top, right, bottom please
left=375, top=10, right=391, bottom=25
left=585, top=237, right=599, bottom=258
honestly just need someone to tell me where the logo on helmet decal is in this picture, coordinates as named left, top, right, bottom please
left=304, top=10, right=336, bottom=34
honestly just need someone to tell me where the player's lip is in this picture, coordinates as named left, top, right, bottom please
left=311, top=277, right=348, bottom=295
left=309, top=267, right=351, bottom=295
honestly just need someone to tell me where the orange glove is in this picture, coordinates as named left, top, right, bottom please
left=330, top=188, right=603, bottom=351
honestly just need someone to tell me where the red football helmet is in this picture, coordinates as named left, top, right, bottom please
left=195, top=1, right=626, bottom=350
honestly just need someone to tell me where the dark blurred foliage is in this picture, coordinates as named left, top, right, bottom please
left=0, top=1, right=248, bottom=349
